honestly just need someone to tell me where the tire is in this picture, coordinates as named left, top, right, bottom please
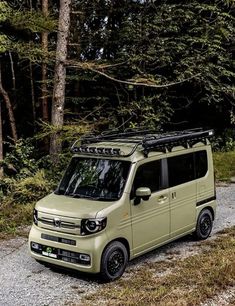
left=194, top=209, right=213, bottom=240
left=100, top=241, right=128, bottom=282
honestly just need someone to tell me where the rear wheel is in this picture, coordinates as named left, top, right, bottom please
left=100, top=241, right=128, bottom=282
left=194, top=209, right=213, bottom=240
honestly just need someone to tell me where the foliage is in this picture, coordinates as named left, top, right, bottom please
left=2, top=138, right=39, bottom=179
left=67, top=0, right=235, bottom=129
left=0, top=1, right=10, bottom=22
left=0, top=139, right=59, bottom=204
left=0, top=0, right=234, bottom=139
left=37, top=120, right=92, bottom=143
left=37, top=152, right=71, bottom=185
left=0, top=169, right=53, bottom=204
left=9, top=9, right=57, bottom=33
left=0, top=2, right=57, bottom=61
left=9, top=41, right=55, bottom=62
left=0, top=34, right=9, bottom=52
left=211, top=129, right=235, bottom=152
left=0, top=0, right=234, bottom=178
left=0, top=2, right=11, bottom=52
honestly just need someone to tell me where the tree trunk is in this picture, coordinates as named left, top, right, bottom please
left=50, top=0, right=71, bottom=158
left=0, top=101, right=3, bottom=178
left=29, top=61, right=36, bottom=129
left=0, top=64, right=17, bottom=142
left=8, top=52, right=16, bottom=93
left=42, top=0, right=49, bottom=122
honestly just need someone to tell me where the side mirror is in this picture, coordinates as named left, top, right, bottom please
left=134, top=187, right=151, bottom=205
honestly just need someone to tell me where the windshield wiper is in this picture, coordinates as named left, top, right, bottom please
left=64, top=192, right=118, bottom=201
left=96, top=197, right=118, bottom=201
left=65, top=193, right=99, bottom=200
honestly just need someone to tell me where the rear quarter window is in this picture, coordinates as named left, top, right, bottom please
left=195, top=150, right=208, bottom=178
left=167, top=150, right=208, bottom=188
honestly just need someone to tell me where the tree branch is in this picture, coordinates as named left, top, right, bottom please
left=89, top=68, right=200, bottom=88
left=67, top=61, right=201, bottom=89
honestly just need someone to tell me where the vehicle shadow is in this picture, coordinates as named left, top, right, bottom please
left=38, top=234, right=197, bottom=284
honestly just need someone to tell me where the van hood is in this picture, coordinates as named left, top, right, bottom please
left=35, top=192, right=111, bottom=219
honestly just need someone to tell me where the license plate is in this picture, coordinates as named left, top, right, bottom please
left=42, top=246, right=58, bottom=259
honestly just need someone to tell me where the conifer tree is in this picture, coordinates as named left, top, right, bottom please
left=50, top=0, right=72, bottom=157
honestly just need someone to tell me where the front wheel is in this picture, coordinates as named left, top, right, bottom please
left=194, top=209, right=213, bottom=240
left=100, top=241, right=128, bottom=282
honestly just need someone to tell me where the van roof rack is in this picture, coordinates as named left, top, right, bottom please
left=71, top=128, right=214, bottom=157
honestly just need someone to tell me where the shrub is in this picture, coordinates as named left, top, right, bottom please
left=12, top=170, right=54, bottom=203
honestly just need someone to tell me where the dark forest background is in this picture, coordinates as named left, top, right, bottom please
left=0, top=0, right=234, bottom=204
left=0, top=0, right=234, bottom=234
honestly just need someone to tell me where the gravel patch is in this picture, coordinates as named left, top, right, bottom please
left=0, top=241, right=98, bottom=306
left=0, top=186, right=234, bottom=306
left=202, top=287, right=235, bottom=306
left=213, top=186, right=235, bottom=232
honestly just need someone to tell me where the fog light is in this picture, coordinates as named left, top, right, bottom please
left=79, top=254, right=90, bottom=262
left=31, top=242, right=40, bottom=250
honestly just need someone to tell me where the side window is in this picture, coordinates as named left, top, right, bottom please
left=168, top=153, right=194, bottom=187
left=133, top=160, right=162, bottom=193
left=195, top=150, right=208, bottom=178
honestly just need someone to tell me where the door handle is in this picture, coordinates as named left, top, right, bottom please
left=172, top=192, right=177, bottom=199
left=158, top=195, right=167, bottom=203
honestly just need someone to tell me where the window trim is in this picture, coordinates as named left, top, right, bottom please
left=130, top=158, right=167, bottom=199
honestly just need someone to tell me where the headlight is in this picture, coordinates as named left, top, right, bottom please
left=81, top=217, right=107, bottom=235
left=33, top=208, right=38, bottom=225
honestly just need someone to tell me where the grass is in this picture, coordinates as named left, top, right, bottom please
left=80, top=227, right=235, bottom=306
left=0, top=169, right=53, bottom=238
left=0, top=201, right=34, bottom=239
left=213, top=151, right=235, bottom=182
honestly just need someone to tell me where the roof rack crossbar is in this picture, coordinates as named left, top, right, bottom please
left=143, top=130, right=212, bottom=149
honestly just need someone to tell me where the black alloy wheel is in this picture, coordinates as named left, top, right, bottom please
left=100, top=241, right=128, bottom=282
left=194, top=209, right=213, bottom=240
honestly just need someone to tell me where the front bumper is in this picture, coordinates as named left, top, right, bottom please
left=28, top=224, right=108, bottom=274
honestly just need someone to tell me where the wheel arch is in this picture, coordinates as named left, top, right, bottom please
left=102, top=237, right=130, bottom=261
left=199, top=206, right=215, bottom=221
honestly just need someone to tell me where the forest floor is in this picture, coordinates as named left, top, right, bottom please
left=0, top=186, right=234, bottom=306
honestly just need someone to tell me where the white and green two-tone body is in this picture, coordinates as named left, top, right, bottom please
left=29, top=129, right=216, bottom=281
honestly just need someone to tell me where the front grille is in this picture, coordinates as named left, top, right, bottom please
left=31, top=242, right=90, bottom=265
left=41, top=234, right=76, bottom=246
left=37, top=212, right=81, bottom=235
left=38, top=217, right=80, bottom=229
left=60, top=250, right=83, bottom=264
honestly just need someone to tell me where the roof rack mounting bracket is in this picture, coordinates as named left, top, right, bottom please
left=143, top=149, right=149, bottom=158
left=202, top=138, right=207, bottom=145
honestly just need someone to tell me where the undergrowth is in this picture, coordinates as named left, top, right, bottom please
left=213, top=151, right=235, bottom=182
left=0, top=139, right=70, bottom=235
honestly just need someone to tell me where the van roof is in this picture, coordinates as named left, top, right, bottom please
left=71, top=128, right=214, bottom=162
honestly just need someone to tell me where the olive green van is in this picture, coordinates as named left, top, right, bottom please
left=29, top=128, right=216, bottom=281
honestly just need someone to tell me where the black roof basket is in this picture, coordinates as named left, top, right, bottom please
left=71, top=128, right=214, bottom=157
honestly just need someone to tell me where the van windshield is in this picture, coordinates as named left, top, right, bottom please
left=56, top=157, right=131, bottom=201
